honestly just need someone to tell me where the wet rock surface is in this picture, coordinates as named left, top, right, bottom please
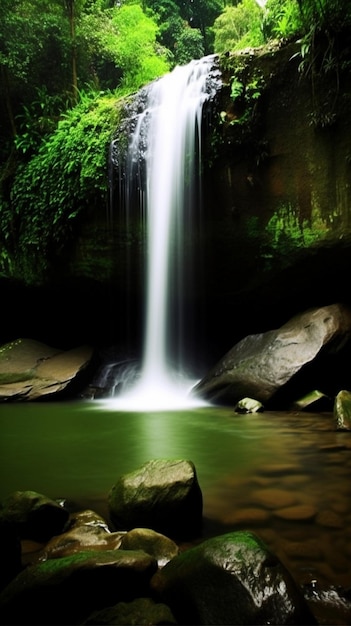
left=0, top=549, right=158, bottom=625
left=0, top=491, right=70, bottom=542
left=0, top=338, right=93, bottom=401
left=334, top=389, right=351, bottom=430
left=108, top=459, right=203, bottom=540
left=150, top=530, right=317, bottom=625
left=193, top=303, right=351, bottom=407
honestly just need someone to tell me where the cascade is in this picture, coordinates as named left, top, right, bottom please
left=107, top=55, right=221, bottom=410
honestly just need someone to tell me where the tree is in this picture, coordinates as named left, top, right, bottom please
left=107, top=4, right=170, bottom=89
left=175, top=27, right=205, bottom=64
left=0, top=0, right=170, bottom=158
left=262, top=0, right=301, bottom=40
left=144, top=0, right=223, bottom=62
left=0, top=0, right=73, bottom=155
left=145, top=0, right=186, bottom=63
left=64, top=0, right=78, bottom=102
left=185, top=0, right=223, bottom=53
left=213, top=0, right=264, bottom=54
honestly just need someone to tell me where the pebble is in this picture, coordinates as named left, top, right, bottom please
left=274, top=504, right=317, bottom=522
left=222, top=507, right=270, bottom=526
left=251, top=488, right=297, bottom=510
left=315, top=510, right=344, bottom=529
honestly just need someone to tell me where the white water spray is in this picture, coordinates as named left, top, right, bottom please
left=107, top=56, right=220, bottom=410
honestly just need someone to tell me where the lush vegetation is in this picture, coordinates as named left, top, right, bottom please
left=1, top=0, right=351, bottom=284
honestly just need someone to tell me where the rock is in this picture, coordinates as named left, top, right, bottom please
left=273, top=504, right=317, bottom=522
left=192, top=304, right=351, bottom=407
left=0, top=338, right=93, bottom=401
left=234, top=397, right=264, bottom=413
left=290, top=389, right=332, bottom=411
left=315, top=509, right=344, bottom=529
left=150, top=530, right=317, bottom=625
left=119, top=528, right=179, bottom=568
left=223, top=507, right=270, bottom=526
left=0, top=549, right=158, bottom=625
left=32, top=510, right=126, bottom=562
left=334, top=389, right=351, bottom=430
left=108, top=459, right=203, bottom=540
left=69, top=509, right=111, bottom=533
left=0, top=490, right=70, bottom=542
left=83, top=597, right=177, bottom=625
left=251, top=488, right=297, bottom=510
left=303, top=583, right=351, bottom=626
left=0, top=520, right=22, bottom=591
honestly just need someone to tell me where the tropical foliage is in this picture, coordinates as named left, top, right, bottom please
left=213, top=0, right=265, bottom=54
left=1, top=0, right=351, bottom=283
left=2, top=93, right=122, bottom=282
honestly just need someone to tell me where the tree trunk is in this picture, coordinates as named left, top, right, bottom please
left=0, top=64, right=17, bottom=138
left=66, top=0, right=78, bottom=103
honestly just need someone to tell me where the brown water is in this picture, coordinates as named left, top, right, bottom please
left=1, top=402, right=351, bottom=622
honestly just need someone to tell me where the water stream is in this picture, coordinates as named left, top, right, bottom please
left=107, top=56, right=221, bottom=410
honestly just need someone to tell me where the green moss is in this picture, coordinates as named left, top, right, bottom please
left=0, top=370, right=35, bottom=384
left=1, top=91, right=128, bottom=285
left=265, top=203, right=327, bottom=253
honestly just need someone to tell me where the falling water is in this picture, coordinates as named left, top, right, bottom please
left=107, top=55, right=221, bottom=410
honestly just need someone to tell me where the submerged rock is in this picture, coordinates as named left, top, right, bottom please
left=83, top=596, right=177, bottom=625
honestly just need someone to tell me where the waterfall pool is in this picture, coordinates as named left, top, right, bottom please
left=1, top=401, right=350, bottom=606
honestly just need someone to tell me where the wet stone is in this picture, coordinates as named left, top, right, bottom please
left=280, top=538, right=323, bottom=561
left=274, top=504, right=317, bottom=522
left=260, top=463, right=300, bottom=477
left=251, top=488, right=297, bottom=510
left=223, top=507, right=271, bottom=526
left=318, top=444, right=349, bottom=453
left=315, top=510, right=344, bottom=529
left=330, top=498, right=351, bottom=515
left=247, top=476, right=272, bottom=488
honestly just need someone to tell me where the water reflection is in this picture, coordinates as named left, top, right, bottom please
left=0, top=403, right=350, bottom=597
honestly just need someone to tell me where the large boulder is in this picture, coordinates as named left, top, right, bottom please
left=192, top=303, right=351, bottom=407
left=0, top=490, right=69, bottom=542
left=108, top=459, right=203, bottom=540
left=150, top=530, right=317, bottom=625
left=0, top=338, right=93, bottom=401
left=0, top=549, right=158, bottom=625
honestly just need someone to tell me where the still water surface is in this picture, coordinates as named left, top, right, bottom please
left=1, top=402, right=351, bottom=597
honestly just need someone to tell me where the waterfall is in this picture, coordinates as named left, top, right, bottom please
left=107, top=55, right=221, bottom=410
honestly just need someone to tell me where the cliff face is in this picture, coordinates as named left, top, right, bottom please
left=196, top=41, right=351, bottom=359
left=3, top=42, right=351, bottom=357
